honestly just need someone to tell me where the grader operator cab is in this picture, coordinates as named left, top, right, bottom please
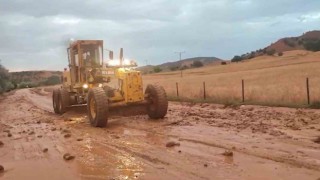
left=52, top=40, right=168, bottom=127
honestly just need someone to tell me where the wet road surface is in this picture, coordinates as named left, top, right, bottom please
left=0, top=88, right=320, bottom=179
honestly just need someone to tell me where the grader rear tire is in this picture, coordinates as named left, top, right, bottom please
left=57, top=88, right=70, bottom=114
left=52, top=89, right=59, bottom=114
left=145, top=84, right=168, bottom=119
left=87, top=88, right=108, bottom=127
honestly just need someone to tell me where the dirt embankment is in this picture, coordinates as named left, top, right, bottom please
left=0, top=88, right=320, bottom=180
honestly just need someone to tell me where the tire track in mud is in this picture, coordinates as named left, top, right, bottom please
left=176, top=137, right=320, bottom=171
left=64, top=121, right=211, bottom=180
left=106, top=122, right=320, bottom=171
left=0, top=90, right=79, bottom=179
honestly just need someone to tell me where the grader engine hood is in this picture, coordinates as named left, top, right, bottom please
left=116, top=68, right=144, bottom=103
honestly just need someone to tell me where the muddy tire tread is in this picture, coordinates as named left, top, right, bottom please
left=87, top=88, right=108, bottom=127
left=58, top=88, right=70, bottom=114
left=52, top=89, right=60, bottom=114
left=146, top=84, right=168, bottom=119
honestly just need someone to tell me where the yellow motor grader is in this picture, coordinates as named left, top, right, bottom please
left=52, top=40, right=168, bottom=127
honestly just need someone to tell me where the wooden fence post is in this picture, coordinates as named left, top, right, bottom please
left=306, top=78, right=310, bottom=105
left=242, top=79, right=245, bottom=103
left=176, top=82, right=179, bottom=97
left=203, top=81, right=206, bottom=100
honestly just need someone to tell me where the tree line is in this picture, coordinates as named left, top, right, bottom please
left=152, top=60, right=204, bottom=73
left=0, top=63, right=61, bottom=94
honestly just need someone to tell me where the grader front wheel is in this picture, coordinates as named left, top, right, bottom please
left=57, top=88, right=70, bottom=114
left=52, top=89, right=59, bottom=114
left=145, top=84, right=168, bottom=119
left=87, top=88, right=109, bottom=127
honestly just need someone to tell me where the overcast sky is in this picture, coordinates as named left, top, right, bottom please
left=0, top=0, right=320, bottom=71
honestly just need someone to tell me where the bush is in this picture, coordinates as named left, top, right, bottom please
left=180, top=65, right=189, bottom=70
left=231, top=55, right=242, bottom=62
left=266, top=49, right=276, bottom=56
left=191, top=61, right=204, bottom=68
left=304, top=40, right=320, bottom=52
left=283, top=38, right=295, bottom=47
left=221, top=62, right=227, bottom=65
left=278, top=52, right=283, bottom=56
left=153, top=66, right=162, bottom=73
left=0, top=63, right=11, bottom=93
left=248, top=52, right=255, bottom=59
left=44, top=75, right=60, bottom=85
left=170, top=66, right=179, bottom=71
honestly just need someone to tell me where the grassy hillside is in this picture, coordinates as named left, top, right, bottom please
left=142, top=50, right=320, bottom=107
left=232, top=30, right=320, bottom=62
left=137, top=57, right=223, bottom=74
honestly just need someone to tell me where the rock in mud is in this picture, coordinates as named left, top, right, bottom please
left=51, top=127, right=56, bottom=131
left=28, top=131, right=35, bottom=135
left=313, top=137, right=320, bottom=144
left=7, top=133, right=12, bottom=137
left=37, top=135, right=42, bottom=138
left=0, top=141, right=3, bottom=147
left=43, top=148, right=48, bottom=153
left=204, top=163, right=208, bottom=167
left=61, top=129, right=71, bottom=134
left=76, top=138, right=83, bottom=141
left=222, top=150, right=233, bottom=156
left=111, top=135, right=120, bottom=139
left=166, top=141, right=180, bottom=147
left=3, top=130, right=10, bottom=133
left=64, top=134, right=71, bottom=138
left=36, top=120, right=41, bottom=124
left=0, top=165, right=4, bottom=173
left=63, top=153, right=75, bottom=161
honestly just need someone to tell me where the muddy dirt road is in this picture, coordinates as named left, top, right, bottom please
left=0, top=88, right=320, bottom=180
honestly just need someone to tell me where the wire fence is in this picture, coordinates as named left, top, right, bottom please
left=155, top=77, right=320, bottom=107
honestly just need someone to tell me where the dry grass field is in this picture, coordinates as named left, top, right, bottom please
left=142, top=50, right=320, bottom=107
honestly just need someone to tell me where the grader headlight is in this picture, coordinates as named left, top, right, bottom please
left=106, top=59, right=137, bottom=67
left=83, top=84, right=89, bottom=89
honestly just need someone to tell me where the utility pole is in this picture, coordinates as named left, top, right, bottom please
left=175, top=51, right=185, bottom=77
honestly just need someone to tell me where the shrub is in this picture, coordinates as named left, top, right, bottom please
left=0, top=63, right=11, bottom=93
left=248, top=52, right=255, bottom=59
left=170, top=66, right=179, bottom=71
left=191, top=61, right=204, bottom=68
left=304, top=40, right=320, bottom=52
left=221, top=62, right=227, bottom=65
left=283, top=38, right=295, bottom=47
left=44, top=75, right=61, bottom=85
left=231, top=55, right=242, bottom=62
left=278, top=52, right=283, bottom=56
left=153, top=66, right=162, bottom=73
left=266, top=49, right=276, bottom=56
left=180, top=65, right=189, bottom=70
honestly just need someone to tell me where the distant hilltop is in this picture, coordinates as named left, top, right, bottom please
left=232, top=30, right=320, bottom=62
left=137, top=57, right=223, bottom=74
